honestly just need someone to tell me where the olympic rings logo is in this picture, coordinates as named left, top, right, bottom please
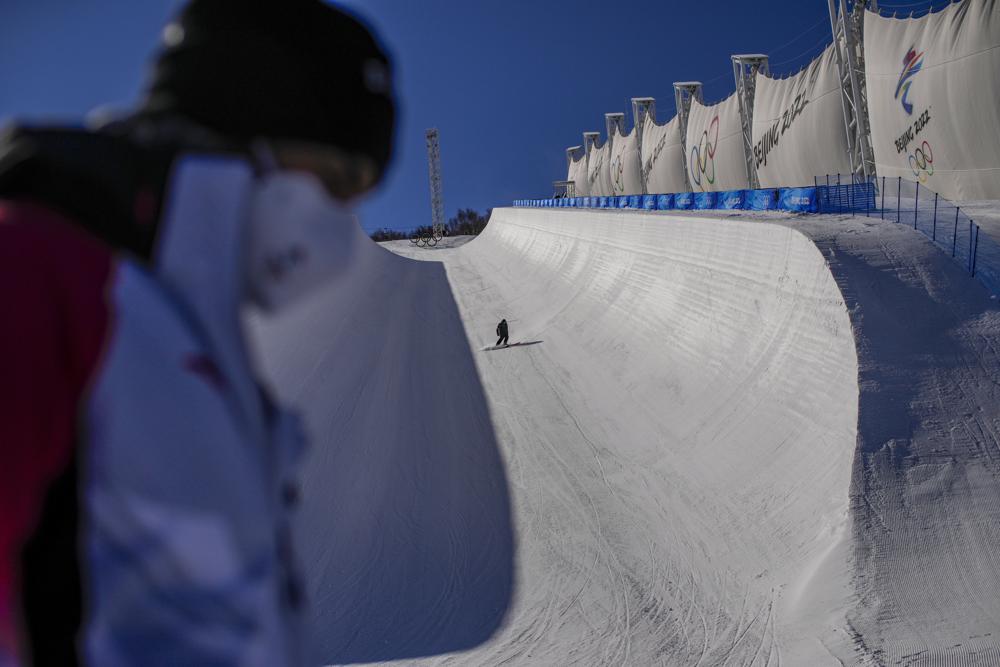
left=908, top=140, right=933, bottom=182
left=689, top=115, right=719, bottom=191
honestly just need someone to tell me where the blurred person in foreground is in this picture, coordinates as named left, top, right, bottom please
left=0, top=0, right=394, bottom=664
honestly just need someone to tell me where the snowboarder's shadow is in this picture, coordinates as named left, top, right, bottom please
left=483, top=340, right=544, bottom=352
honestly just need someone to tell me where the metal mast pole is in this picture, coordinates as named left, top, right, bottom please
left=583, top=131, right=602, bottom=195
left=673, top=82, right=703, bottom=192
left=731, top=54, right=769, bottom=189
left=605, top=113, right=625, bottom=151
left=829, top=0, right=876, bottom=180
left=562, top=145, right=584, bottom=198
left=632, top=97, right=656, bottom=194
left=425, top=128, right=445, bottom=239
left=605, top=113, right=626, bottom=195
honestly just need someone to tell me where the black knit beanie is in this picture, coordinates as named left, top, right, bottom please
left=141, top=0, right=396, bottom=182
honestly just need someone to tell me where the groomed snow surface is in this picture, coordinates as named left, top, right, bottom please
left=252, top=205, right=1000, bottom=666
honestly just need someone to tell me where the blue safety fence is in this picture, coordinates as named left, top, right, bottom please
left=814, top=173, right=997, bottom=296
left=517, top=177, right=996, bottom=296
left=517, top=184, right=816, bottom=215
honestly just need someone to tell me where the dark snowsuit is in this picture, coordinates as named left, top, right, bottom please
left=496, top=319, right=509, bottom=347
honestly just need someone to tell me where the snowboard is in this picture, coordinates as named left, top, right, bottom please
left=482, top=342, right=537, bottom=352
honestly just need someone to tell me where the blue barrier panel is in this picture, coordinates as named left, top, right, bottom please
left=719, top=190, right=746, bottom=210
left=779, top=187, right=818, bottom=213
left=642, top=194, right=657, bottom=210
left=747, top=189, right=779, bottom=210
left=656, top=193, right=675, bottom=210
left=582, top=197, right=590, bottom=208
left=617, top=195, right=629, bottom=208
left=675, top=192, right=694, bottom=209
left=597, top=196, right=607, bottom=208
left=628, top=195, right=641, bottom=209
left=693, top=192, right=717, bottom=210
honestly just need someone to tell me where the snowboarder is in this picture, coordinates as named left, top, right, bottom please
left=0, top=1, right=395, bottom=665
left=496, top=319, right=509, bottom=347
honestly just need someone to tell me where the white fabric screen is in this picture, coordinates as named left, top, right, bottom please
left=567, top=151, right=589, bottom=196
left=864, top=0, right=1000, bottom=200
left=685, top=94, right=747, bottom=192
left=587, top=139, right=612, bottom=197
left=609, top=128, right=642, bottom=196
left=641, top=115, right=687, bottom=194
left=752, top=44, right=851, bottom=188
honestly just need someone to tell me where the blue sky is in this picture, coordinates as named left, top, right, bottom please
left=0, top=0, right=943, bottom=233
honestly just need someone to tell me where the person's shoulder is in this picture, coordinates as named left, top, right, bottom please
left=0, top=199, right=117, bottom=362
left=0, top=199, right=113, bottom=268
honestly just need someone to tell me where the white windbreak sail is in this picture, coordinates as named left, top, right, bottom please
left=752, top=44, right=851, bottom=188
left=587, top=138, right=612, bottom=197
left=567, top=150, right=589, bottom=197
left=685, top=93, right=747, bottom=192
left=608, top=127, right=642, bottom=196
left=641, top=115, right=687, bottom=194
left=864, top=0, right=1000, bottom=199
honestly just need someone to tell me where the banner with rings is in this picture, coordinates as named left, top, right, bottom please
left=586, top=137, right=613, bottom=197
left=567, top=149, right=590, bottom=197
left=641, top=114, right=687, bottom=195
left=752, top=43, right=851, bottom=189
left=608, top=125, right=643, bottom=196
left=864, top=0, right=1000, bottom=200
left=685, top=93, right=747, bottom=192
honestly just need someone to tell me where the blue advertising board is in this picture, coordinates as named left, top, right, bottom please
left=747, top=189, right=779, bottom=210
left=778, top=187, right=818, bottom=213
left=656, top=194, right=675, bottom=210
left=719, top=190, right=746, bottom=210
left=693, top=192, right=717, bottom=210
